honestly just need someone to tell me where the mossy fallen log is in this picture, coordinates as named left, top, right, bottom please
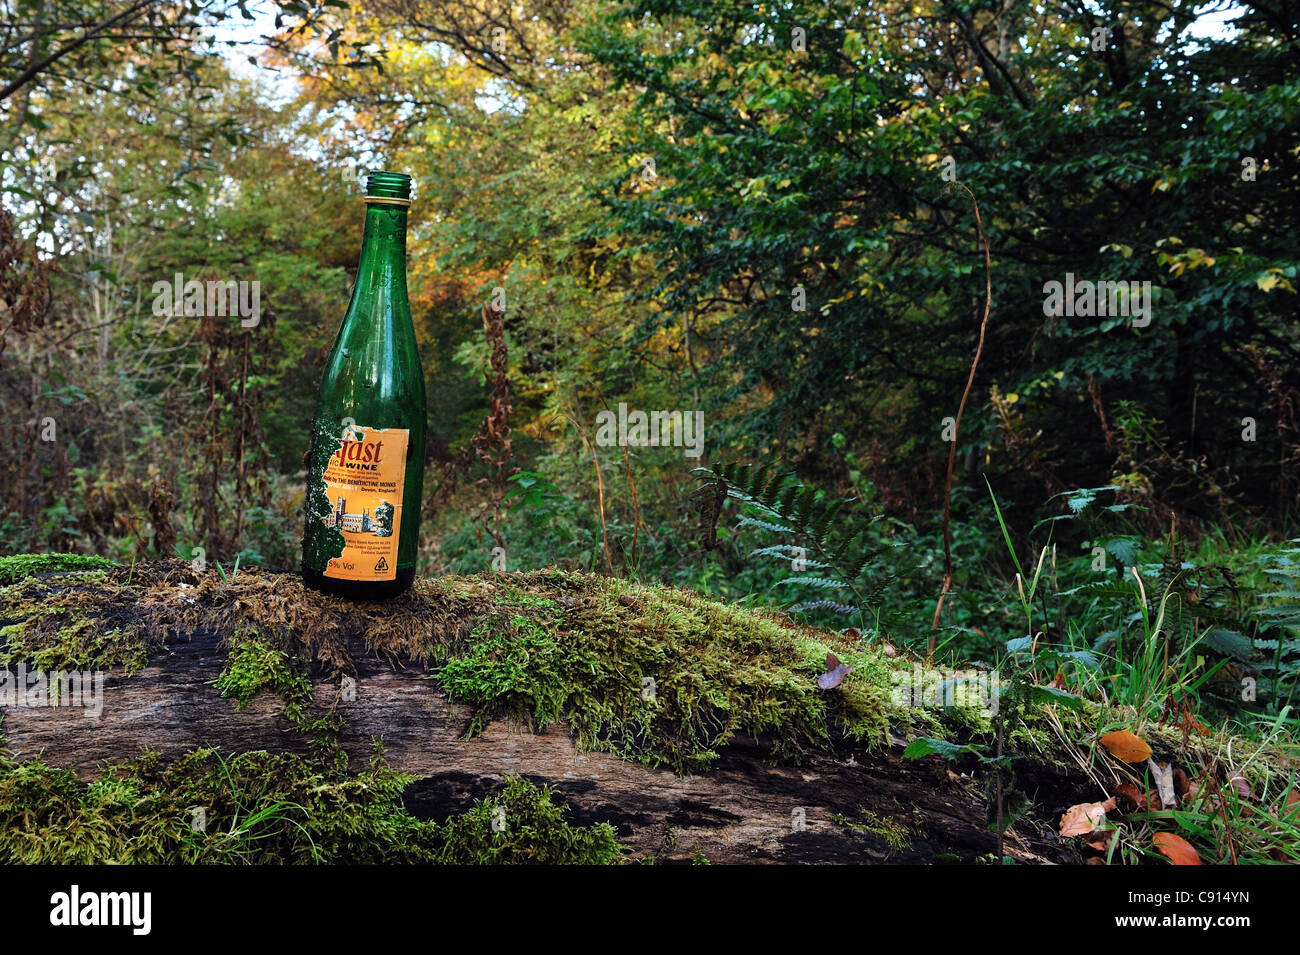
left=0, top=556, right=1108, bottom=863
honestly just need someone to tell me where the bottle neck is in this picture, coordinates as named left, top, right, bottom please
left=354, top=202, right=409, bottom=299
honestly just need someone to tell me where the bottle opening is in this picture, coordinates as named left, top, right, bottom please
left=365, top=170, right=412, bottom=202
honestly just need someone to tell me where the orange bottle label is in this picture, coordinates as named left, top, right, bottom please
left=317, top=425, right=408, bottom=581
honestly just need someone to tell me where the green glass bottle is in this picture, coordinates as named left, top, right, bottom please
left=302, top=170, right=426, bottom=599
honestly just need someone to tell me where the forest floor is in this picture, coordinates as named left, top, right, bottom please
left=0, top=556, right=1290, bottom=864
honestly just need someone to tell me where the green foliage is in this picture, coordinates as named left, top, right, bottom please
left=579, top=0, right=1299, bottom=513
left=1251, top=539, right=1300, bottom=711
left=694, top=461, right=913, bottom=634
left=903, top=738, right=986, bottom=761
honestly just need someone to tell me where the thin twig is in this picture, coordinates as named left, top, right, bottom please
left=930, top=181, right=993, bottom=652
left=621, top=442, right=640, bottom=574
left=568, top=413, right=615, bottom=575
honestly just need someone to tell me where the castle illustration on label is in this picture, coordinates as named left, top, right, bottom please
left=326, top=495, right=395, bottom=537
left=329, top=496, right=371, bottom=532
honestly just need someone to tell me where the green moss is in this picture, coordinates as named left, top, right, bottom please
left=440, top=614, right=569, bottom=732
left=0, top=553, right=115, bottom=585
left=214, top=630, right=311, bottom=713
left=0, top=616, right=145, bottom=673
left=493, top=589, right=557, bottom=609
left=0, top=746, right=623, bottom=865
left=0, top=746, right=422, bottom=863
left=834, top=808, right=912, bottom=855
left=438, top=576, right=932, bottom=771
left=436, top=776, right=624, bottom=864
left=212, top=630, right=346, bottom=767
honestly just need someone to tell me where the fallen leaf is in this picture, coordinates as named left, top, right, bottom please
left=881, top=641, right=898, bottom=658
left=1113, top=782, right=1151, bottom=813
left=1085, top=828, right=1117, bottom=853
left=1153, top=832, right=1202, bottom=865
left=1173, top=767, right=1191, bottom=799
left=1060, top=798, right=1117, bottom=837
left=1226, top=767, right=1251, bottom=800
left=1148, top=758, right=1177, bottom=809
left=818, top=652, right=853, bottom=690
left=1051, top=671, right=1066, bottom=689
left=1284, top=790, right=1300, bottom=817
left=843, top=627, right=861, bottom=640
left=1100, top=730, right=1153, bottom=763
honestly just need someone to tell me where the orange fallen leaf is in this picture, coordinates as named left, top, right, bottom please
left=1100, top=730, right=1153, bottom=763
left=1060, top=797, right=1117, bottom=837
left=1153, top=832, right=1201, bottom=865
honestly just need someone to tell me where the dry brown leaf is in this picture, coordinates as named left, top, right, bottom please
left=1153, top=832, right=1201, bottom=865
left=1060, top=797, right=1117, bottom=837
left=881, top=641, right=898, bottom=658
left=818, top=652, right=853, bottom=690
left=1226, top=768, right=1251, bottom=800
left=1100, top=730, right=1153, bottom=763
left=1173, top=767, right=1191, bottom=799
left=1113, top=781, right=1151, bottom=813
left=1085, top=828, right=1117, bottom=853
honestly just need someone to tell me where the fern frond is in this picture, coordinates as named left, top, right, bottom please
left=773, top=576, right=850, bottom=590
left=736, top=515, right=794, bottom=534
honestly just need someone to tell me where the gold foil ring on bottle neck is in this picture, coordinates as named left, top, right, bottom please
left=363, top=196, right=412, bottom=207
